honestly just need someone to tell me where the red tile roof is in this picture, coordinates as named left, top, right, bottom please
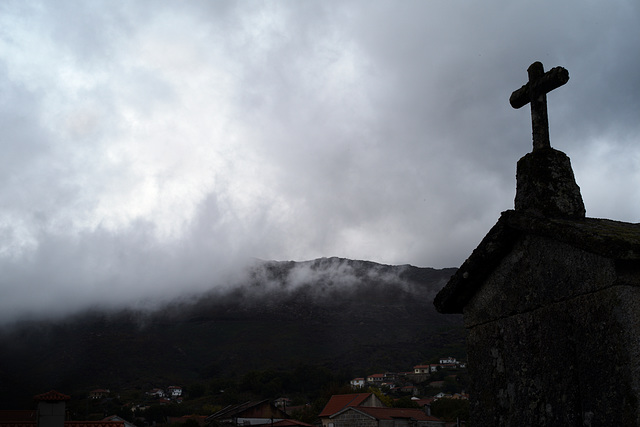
left=0, top=411, right=36, bottom=427
left=318, top=394, right=373, bottom=417
left=333, top=407, right=441, bottom=422
left=0, top=412, right=36, bottom=422
left=271, top=420, right=313, bottom=427
left=34, top=390, right=71, bottom=402
left=65, top=422, right=124, bottom=427
left=412, top=398, right=434, bottom=406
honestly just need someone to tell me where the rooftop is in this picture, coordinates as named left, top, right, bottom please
left=33, top=391, right=71, bottom=402
left=318, top=393, right=374, bottom=417
left=331, top=406, right=441, bottom=422
left=434, top=209, right=640, bottom=314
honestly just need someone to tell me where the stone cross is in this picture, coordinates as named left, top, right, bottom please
left=510, top=62, right=569, bottom=151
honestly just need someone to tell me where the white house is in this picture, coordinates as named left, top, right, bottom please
left=167, top=386, right=182, bottom=397
left=366, top=373, right=385, bottom=384
left=350, top=378, right=365, bottom=389
left=147, top=388, right=164, bottom=398
left=413, top=365, right=430, bottom=374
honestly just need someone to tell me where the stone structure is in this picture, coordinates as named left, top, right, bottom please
left=509, top=62, right=569, bottom=151
left=434, top=62, right=640, bottom=425
left=328, top=407, right=444, bottom=427
left=35, top=390, right=70, bottom=427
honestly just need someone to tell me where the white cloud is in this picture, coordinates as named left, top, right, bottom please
left=0, top=0, right=638, bottom=321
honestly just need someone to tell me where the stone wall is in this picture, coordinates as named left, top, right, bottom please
left=464, top=235, right=640, bottom=425
left=331, top=411, right=378, bottom=427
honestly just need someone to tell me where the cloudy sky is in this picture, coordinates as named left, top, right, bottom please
left=1, top=0, right=639, bottom=321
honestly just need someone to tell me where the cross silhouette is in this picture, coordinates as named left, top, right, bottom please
left=510, top=62, right=569, bottom=151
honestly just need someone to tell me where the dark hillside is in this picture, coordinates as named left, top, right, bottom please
left=0, top=257, right=462, bottom=408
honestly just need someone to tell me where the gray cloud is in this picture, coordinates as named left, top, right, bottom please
left=0, top=0, right=638, bottom=322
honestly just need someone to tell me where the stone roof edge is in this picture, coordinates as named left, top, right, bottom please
left=434, top=210, right=640, bottom=314
left=328, top=407, right=376, bottom=420
left=507, top=212, right=640, bottom=260
left=433, top=211, right=520, bottom=314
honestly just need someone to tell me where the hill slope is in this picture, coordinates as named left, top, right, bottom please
left=0, top=257, right=462, bottom=407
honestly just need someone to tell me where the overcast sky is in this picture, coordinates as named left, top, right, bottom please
left=1, top=1, right=639, bottom=321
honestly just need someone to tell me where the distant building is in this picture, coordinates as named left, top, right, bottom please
left=273, top=398, right=291, bottom=409
left=349, top=378, right=365, bottom=389
left=413, top=365, right=430, bottom=374
left=398, top=385, right=418, bottom=396
left=88, top=389, right=110, bottom=400
left=167, top=386, right=182, bottom=397
left=365, top=373, right=384, bottom=384
left=146, top=388, right=164, bottom=398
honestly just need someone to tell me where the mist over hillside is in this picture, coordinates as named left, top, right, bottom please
left=0, top=257, right=462, bottom=408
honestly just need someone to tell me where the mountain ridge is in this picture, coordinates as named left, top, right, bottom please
left=0, top=257, right=462, bottom=408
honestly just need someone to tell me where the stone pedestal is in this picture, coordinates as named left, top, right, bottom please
left=515, top=148, right=585, bottom=218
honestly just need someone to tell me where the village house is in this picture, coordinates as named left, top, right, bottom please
left=450, top=393, right=469, bottom=400
left=349, top=378, right=365, bottom=389
left=146, top=388, right=164, bottom=398
left=318, top=393, right=384, bottom=427
left=397, top=386, right=418, bottom=396
left=205, top=400, right=289, bottom=426
left=413, top=365, right=430, bottom=374
left=88, top=389, right=110, bottom=400
left=365, top=374, right=384, bottom=384
left=273, top=398, right=292, bottom=410
left=365, top=373, right=397, bottom=387
left=327, top=406, right=444, bottom=427
left=167, top=386, right=182, bottom=398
